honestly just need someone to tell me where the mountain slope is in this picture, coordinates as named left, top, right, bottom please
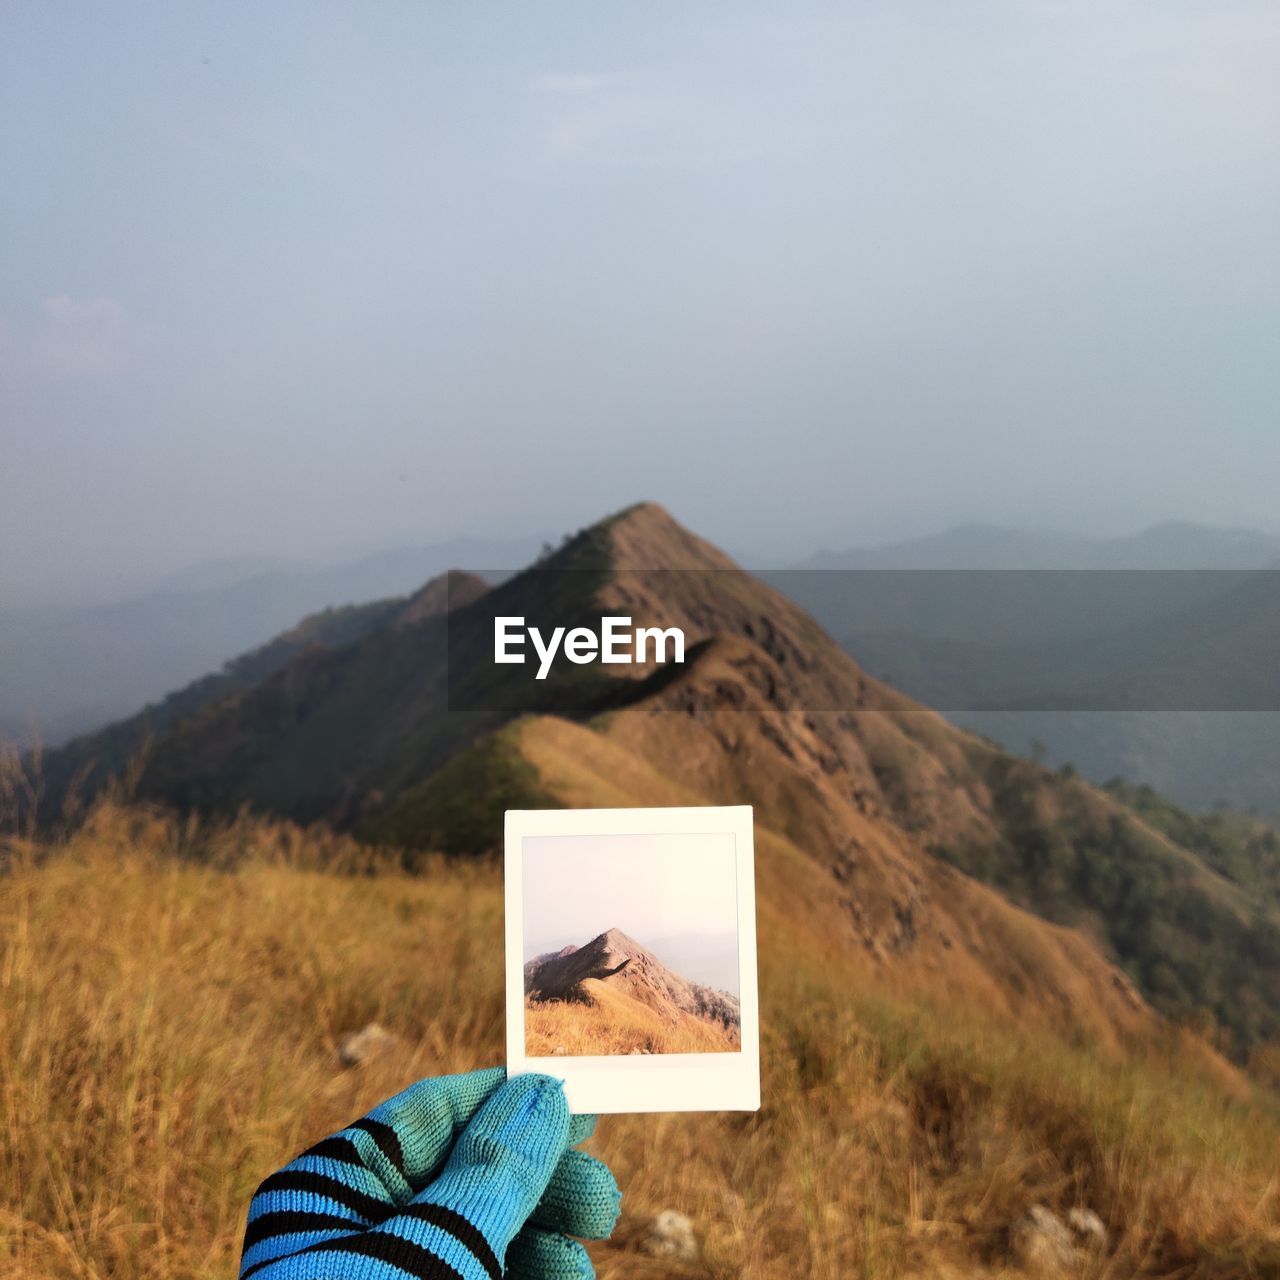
left=36, top=571, right=490, bottom=822
left=34, top=502, right=1280, bottom=1059
left=800, top=521, right=1280, bottom=571
left=6, top=806, right=1278, bottom=1278
left=525, top=976, right=741, bottom=1057
left=525, top=927, right=740, bottom=1031
left=783, top=524, right=1280, bottom=815
left=0, top=537, right=539, bottom=749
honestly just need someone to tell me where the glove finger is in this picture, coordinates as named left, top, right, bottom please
left=239, top=1067, right=506, bottom=1277
left=506, top=1226, right=595, bottom=1280
left=530, top=1149, right=621, bottom=1240
left=567, top=1113, right=596, bottom=1147
left=397, top=1074, right=570, bottom=1277
left=361, top=1065, right=507, bottom=1197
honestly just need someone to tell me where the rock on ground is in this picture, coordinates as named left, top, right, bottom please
left=642, top=1209, right=699, bottom=1261
left=1067, top=1206, right=1108, bottom=1252
left=336, top=1022, right=398, bottom=1068
left=1010, top=1203, right=1109, bottom=1273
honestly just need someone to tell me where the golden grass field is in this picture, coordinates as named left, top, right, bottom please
left=525, top=980, right=741, bottom=1057
left=4, top=803, right=1280, bottom=1279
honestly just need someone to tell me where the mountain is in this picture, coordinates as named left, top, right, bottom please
left=0, top=535, right=543, bottom=749
left=818, top=567, right=1280, bottom=713
left=775, top=531, right=1280, bottom=652
left=961, top=710, right=1280, bottom=815
left=523, top=927, right=740, bottom=1056
left=33, top=502, right=1280, bottom=1060
left=801, top=521, right=1280, bottom=570
left=524, top=927, right=740, bottom=1033
left=35, top=570, right=490, bottom=821
left=777, top=523, right=1280, bottom=814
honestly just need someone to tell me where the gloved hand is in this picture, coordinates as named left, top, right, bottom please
left=239, top=1067, right=619, bottom=1280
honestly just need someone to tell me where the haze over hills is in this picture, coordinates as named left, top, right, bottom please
left=774, top=524, right=1280, bottom=815
left=10, top=517, right=1280, bottom=817
left=34, top=502, right=1280, bottom=1063
left=8, top=517, right=1277, bottom=747
left=800, top=521, right=1280, bottom=571
left=646, top=932, right=740, bottom=996
left=0, top=535, right=544, bottom=749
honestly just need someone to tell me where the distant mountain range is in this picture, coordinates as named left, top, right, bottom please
left=7, top=517, right=1278, bottom=743
left=773, top=524, right=1280, bottom=815
left=28, top=503, right=1280, bottom=1062
left=799, top=521, right=1280, bottom=571
left=0, top=535, right=545, bottom=748
left=10, top=517, right=1280, bottom=814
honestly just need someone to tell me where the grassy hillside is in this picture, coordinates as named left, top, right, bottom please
left=358, top=723, right=555, bottom=859
left=34, top=594, right=409, bottom=821
left=1103, top=779, right=1280, bottom=900
left=3, top=803, right=1279, bottom=1279
left=525, top=981, right=741, bottom=1057
left=929, top=749, right=1280, bottom=1058
left=954, top=709, right=1280, bottom=818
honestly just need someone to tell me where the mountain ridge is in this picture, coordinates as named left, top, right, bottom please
left=29, top=500, right=1280, bottom=1062
left=800, top=521, right=1280, bottom=570
left=524, top=925, right=741, bottom=1033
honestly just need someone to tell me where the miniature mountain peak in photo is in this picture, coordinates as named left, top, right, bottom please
left=526, top=926, right=738, bottom=1027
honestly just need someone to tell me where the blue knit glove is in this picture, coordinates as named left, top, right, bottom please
left=239, top=1068, right=619, bottom=1280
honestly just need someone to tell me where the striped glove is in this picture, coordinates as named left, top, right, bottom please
left=239, top=1068, right=620, bottom=1280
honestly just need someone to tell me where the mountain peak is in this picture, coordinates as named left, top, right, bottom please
left=397, top=569, right=489, bottom=627
left=524, top=926, right=741, bottom=1033
left=608, top=500, right=673, bottom=528
left=599, top=502, right=740, bottom=572
left=595, top=926, right=645, bottom=952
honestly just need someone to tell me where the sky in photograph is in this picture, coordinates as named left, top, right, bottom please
left=522, top=831, right=739, bottom=982
left=3, top=1, right=1278, bottom=600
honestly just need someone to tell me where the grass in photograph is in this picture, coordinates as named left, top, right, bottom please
left=525, top=981, right=741, bottom=1057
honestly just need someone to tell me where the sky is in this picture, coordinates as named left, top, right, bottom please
left=521, top=832, right=739, bottom=973
left=3, top=2, right=1278, bottom=602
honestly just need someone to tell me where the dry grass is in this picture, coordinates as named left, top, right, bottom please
left=3, top=803, right=1280, bottom=1279
left=525, top=982, right=741, bottom=1057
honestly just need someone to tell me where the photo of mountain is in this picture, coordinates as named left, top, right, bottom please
left=521, top=830, right=741, bottom=1056
left=524, top=928, right=741, bottom=1056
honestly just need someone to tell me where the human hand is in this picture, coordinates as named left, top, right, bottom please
left=239, top=1067, right=619, bottom=1280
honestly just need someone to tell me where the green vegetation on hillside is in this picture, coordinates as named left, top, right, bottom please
left=359, top=725, right=554, bottom=859
left=1104, top=778, right=1280, bottom=901
left=33, top=596, right=406, bottom=825
left=936, top=751, right=1280, bottom=1058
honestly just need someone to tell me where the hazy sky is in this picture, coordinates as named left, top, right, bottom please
left=522, top=832, right=738, bottom=958
left=3, top=2, right=1278, bottom=600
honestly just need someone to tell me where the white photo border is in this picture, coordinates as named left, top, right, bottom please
left=505, top=805, right=760, bottom=1114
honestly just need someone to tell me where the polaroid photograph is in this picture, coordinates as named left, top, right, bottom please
left=505, top=806, right=759, bottom=1114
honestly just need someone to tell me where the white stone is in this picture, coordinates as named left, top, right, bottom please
left=1009, top=1204, right=1078, bottom=1273
left=643, top=1209, right=699, bottom=1261
left=336, top=1022, right=398, bottom=1068
left=1067, top=1206, right=1108, bottom=1251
